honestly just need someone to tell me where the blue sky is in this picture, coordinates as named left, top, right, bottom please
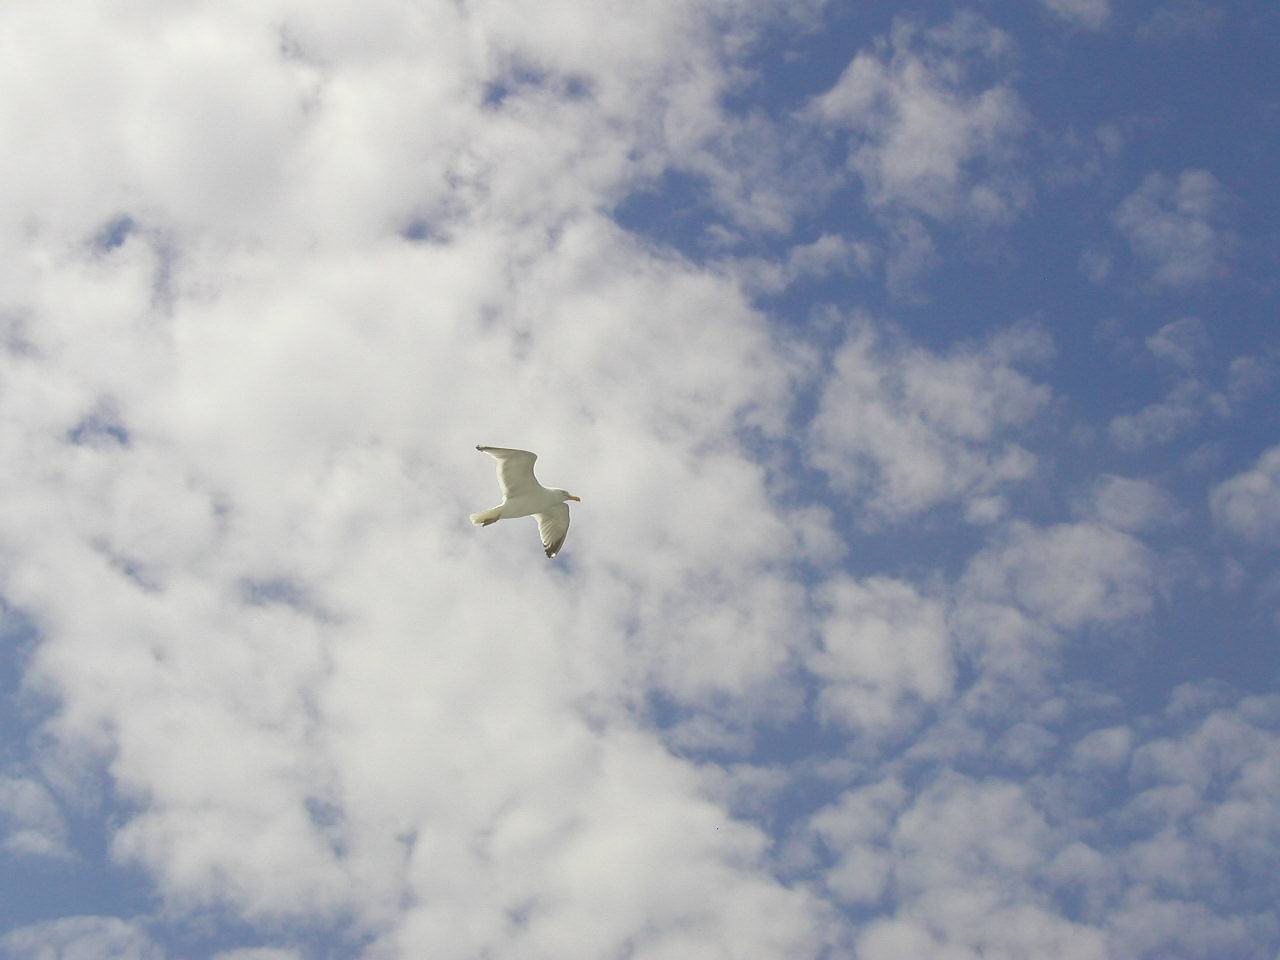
left=1, top=1, right=1279, bottom=958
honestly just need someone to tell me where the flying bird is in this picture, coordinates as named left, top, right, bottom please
left=470, top=446, right=581, bottom=558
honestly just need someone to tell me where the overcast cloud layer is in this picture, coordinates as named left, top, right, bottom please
left=1, top=1, right=1278, bottom=958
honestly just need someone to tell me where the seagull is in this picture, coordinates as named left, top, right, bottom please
left=470, top=446, right=581, bottom=558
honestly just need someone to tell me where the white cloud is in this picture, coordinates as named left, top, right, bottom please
left=723, top=233, right=875, bottom=297
left=994, top=721, right=1059, bottom=770
left=1226, top=351, right=1280, bottom=405
left=1069, top=724, right=1134, bottom=771
left=0, top=774, right=73, bottom=860
left=809, top=320, right=1051, bottom=520
left=1146, top=317, right=1208, bottom=370
left=349, top=730, right=832, bottom=957
left=842, top=776, right=1110, bottom=960
left=1210, top=446, right=1280, bottom=544
left=811, top=12, right=1028, bottom=225
left=1107, top=335, right=1270, bottom=453
left=1042, top=123, right=1125, bottom=186
left=1, top=917, right=164, bottom=960
left=1078, top=475, right=1183, bottom=532
left=682, top=112, right=846, bottom=235
left=960, top=522, right=1155, bottom=631
left=808, top=778, right=907, bottom=905
left=785, top=233, right=872, bottom=279
left=1040, top=0, right=1111, bottom=30
left=1105, top=690, right=1280, bottom=955
left=4, top=209, right=831, bottom=945
left=1136, top=1, right=1224, bottom=43
left=891, top=777, right=1053, bottom=891
left=1108, top=379, right=1205, bottom=450
left=1078, top=247, right=1113, bottom=284
left=2, top=0, right=1276, bottom=956
left=808, top=577, right=953, bottom=739
left=1114, top=170, right=1232, bottom=289
left=0, top=0, right=844, bottom=955
left=0, top=0, right=798, bottom=259
left=805, top=686, right=1280, bottom=958
left=883, top=217, right=939, bottom=302
left=943, top=519, right=1157, bottom=723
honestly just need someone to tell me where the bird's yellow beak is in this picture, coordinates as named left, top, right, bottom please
left=568, top=495, right=581, bottom=502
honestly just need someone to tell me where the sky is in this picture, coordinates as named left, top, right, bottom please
left=1, top=0, right=1278, bottom=958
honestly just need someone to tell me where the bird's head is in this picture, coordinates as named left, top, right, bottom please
left=557, top=489, right=581, bottom=503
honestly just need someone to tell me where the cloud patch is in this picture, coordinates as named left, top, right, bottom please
left=808, top=577, right=953, bottom=739
left=0, top=774, right=73, bottom=860
left=1077, top=475, right=1183, bottom=533
left=811, top=12, right=1028, bottom=225
left=806, top=686, right=1280, bottom=959
left=1040, top=0, right=1111, bottom=30
left=809, top=320, right=1050, bottom=521
left=961, top=521, right=1155, bottom=631
left=1137, top=1, right=1224, bottom=44
left=1114, top=170, right=1233, bottom=289
left=1210, top=446, right=1280, bottom=545
left=1, top=917, right=164, bottom=960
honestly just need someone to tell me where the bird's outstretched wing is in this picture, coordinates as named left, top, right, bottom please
left=535, top=503, right=570, bottom=558
left=476, top=446, right=540, bottom=498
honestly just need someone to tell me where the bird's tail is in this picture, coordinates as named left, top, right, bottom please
left=470, top=507, right=502, bottom=526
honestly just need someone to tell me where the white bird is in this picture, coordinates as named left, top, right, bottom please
left=470, top=445, right=581, bottom=558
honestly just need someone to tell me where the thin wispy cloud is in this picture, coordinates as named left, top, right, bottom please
left=1041, top=0, right=1111, bottom=31
left=1137, top=0, right=1225, bottom=44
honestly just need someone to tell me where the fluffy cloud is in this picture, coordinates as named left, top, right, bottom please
left=0, top=774, right=72, bottom=860
left=1145, top=317, right=1209, bottom=370
left=724, top=233, right=876, bottom=297
left=1040, top=0, right=1111, bottom=30
left=818, top=775, right=1110, bottom=960
left=1136, top=1, right=1224, bottom=43
left=1226, top=352, right=1280, bottom=406
left=882, top=217, right=939, bottom=302
left=939, top=519, right=1157, bottom=727
left=0, top=0, right=837, bottom=955
left=811, top=12, right=1028, bottom=225
left=809, top=320, right=1050, bottom=521
left=1076, top=475, right=1183, bottom=533
left=2, top=1, right=1276, bottom=957
left=1095, top=690, right=1280, bottom=957
left=1107, top=326, right=1272, bottom=452
left=960, top=521, right=1156, bottom=632
left=805, top=687, right=1280, bottom=959
left=1210, top=446, right=1280, bottom=544
left=808, top=577, right=953, bottom=739
left=0, top=0, right=796, bottom=260
left=807, top=778, right=908, bottom=906
left=1068, top=724, right=1133, bottom=770
left=1, top=917, right=164, bottom=960
left=1114, top=170, right=1233, bottom=289
left=5, top=227, right=827, bottom=953
left=1108, top=379, right=1206, bottom=450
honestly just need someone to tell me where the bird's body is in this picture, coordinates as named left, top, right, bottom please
left=488, top=492, right=556, bottom=520
left=471, top=445, right=580, bottom=558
